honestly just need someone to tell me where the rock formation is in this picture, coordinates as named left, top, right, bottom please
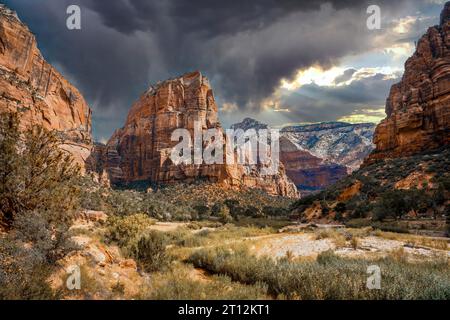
left=366, top=2, right=450, bottom=163
left=100, top=71, right=298, bottom=197
left=232, top=119, right=375, bottom=193
left=0, top=5, right=92, bottom=168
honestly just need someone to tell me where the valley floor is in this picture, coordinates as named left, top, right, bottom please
left=55, top=215, right=450, bottom=300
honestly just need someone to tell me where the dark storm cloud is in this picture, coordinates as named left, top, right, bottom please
left=2, top=0, right=429, bottom=139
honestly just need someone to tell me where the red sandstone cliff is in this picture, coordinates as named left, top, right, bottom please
left=366, top=2, right=450, bottom=163
left=0, top=5, right=92, bottom=168
left=100, top=71, right=298, bottom=197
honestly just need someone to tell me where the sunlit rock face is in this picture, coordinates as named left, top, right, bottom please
left=0, top=5, right=93, bottom=168
left=100, top=71, right=298, bottom=197
left=366, top=2, right=450, bottom=163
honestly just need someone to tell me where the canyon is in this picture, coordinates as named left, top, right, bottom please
left=1, top=1, right=449, bottom=199
left=0, top=5, right=297, bottom=197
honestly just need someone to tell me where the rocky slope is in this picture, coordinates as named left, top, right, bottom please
left=231, top=118, right=375, bottom=192
left=0, top=5, right=93, bottom=168
left=99, top=72, right=298, bottom=197
left=366, top=2, right=450, bottom=163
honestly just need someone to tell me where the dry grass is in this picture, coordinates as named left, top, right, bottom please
left=187, top=246, right=450, bottom=300
left=373, top=230, right=449, bottom=251
left=314, top=229, right=347, bottom=248
left=140, top=262, right=269, bottom=300
left=350, top=237, right=359, bottom=250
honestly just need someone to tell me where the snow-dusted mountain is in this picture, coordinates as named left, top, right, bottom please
left=231, top=118, right=376, bottom=192
left=281, top=122, right=375, bottom=172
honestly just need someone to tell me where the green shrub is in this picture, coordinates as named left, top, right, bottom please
left=105, top=213, right=155, bottom=248
left=445, top=206, right=450, bottom=237
left=373, top=189, right=421, bottom=221
left=212, top=203, right=233, bottom=223
left=0, top=113, right=80, bottom=229
left=0, top=113, right=81, bottom=299
left=106, top=191, right=144, bottom=216
left=193, top=204, right=211, bottom=218
left=130, top=231, right=170, bottom=272
left=0, top=236, right=59, bottom=300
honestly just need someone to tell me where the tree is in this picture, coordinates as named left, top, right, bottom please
left=372, top=190, right=417, bottom=221
left=0, top=113, right=82, bottom=298
left=0, top=113, right=20, bottom=227
left=431, top=184, right=446, bottom=219
left=0, top=113, right=80, bottom=229
left=212, top=202, right=233, bottom=223
left=445, top=205, right=450, bottom=237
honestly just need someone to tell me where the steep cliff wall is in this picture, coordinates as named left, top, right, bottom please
left=0, top=5, right=92, bottom=168
left=366, top=2, right=450, bottom=163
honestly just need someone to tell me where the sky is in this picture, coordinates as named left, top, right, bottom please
left=3, top=0, right=446, bottom=142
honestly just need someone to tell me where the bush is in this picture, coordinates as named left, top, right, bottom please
left=193, top=204, right=211, bottom=218
left=188, top=246, right=450, bottom=299
left=263, top=206, right=288, bottom=217
left=212, top=203, right=233, bottom=223
left=130, top=231, right=170, bottom=272
left=78, top=179, right=105, bottom=211
left=105, top=213, right=155, bottom=248
left=0, top=232, right=61, bottom=300
left=0, top=113, right=80, bottom=229
left=445, top=206, right=450, bottom=237
left=0, top=113, right=81, bottom=299
left=146, top=264, right=268, bottom=300
left=106, top=191, right=144, bottom=216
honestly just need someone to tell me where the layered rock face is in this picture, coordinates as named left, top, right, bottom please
left=101, top=71, right=298, bottom=197
left=232, top=119, right=375, bottom=193
left=366, top=2, right=450, bottom=163
left=279, top=136, right=348, bottom=192
left=0, top=5, right=92, bottom=168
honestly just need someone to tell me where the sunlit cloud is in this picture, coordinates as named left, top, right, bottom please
left=338, top=108, right=386, bottom=124
left=279, top=65, right=402, bottom=93
left=280, top=66, right=345, bottom=90
left=383, top=43, right=416, bottom=62
left=393, top=16, right=419, bottom=34
left=221, top=102, right=239, bottom=113
left=273, top=108, right=291, bottom=113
